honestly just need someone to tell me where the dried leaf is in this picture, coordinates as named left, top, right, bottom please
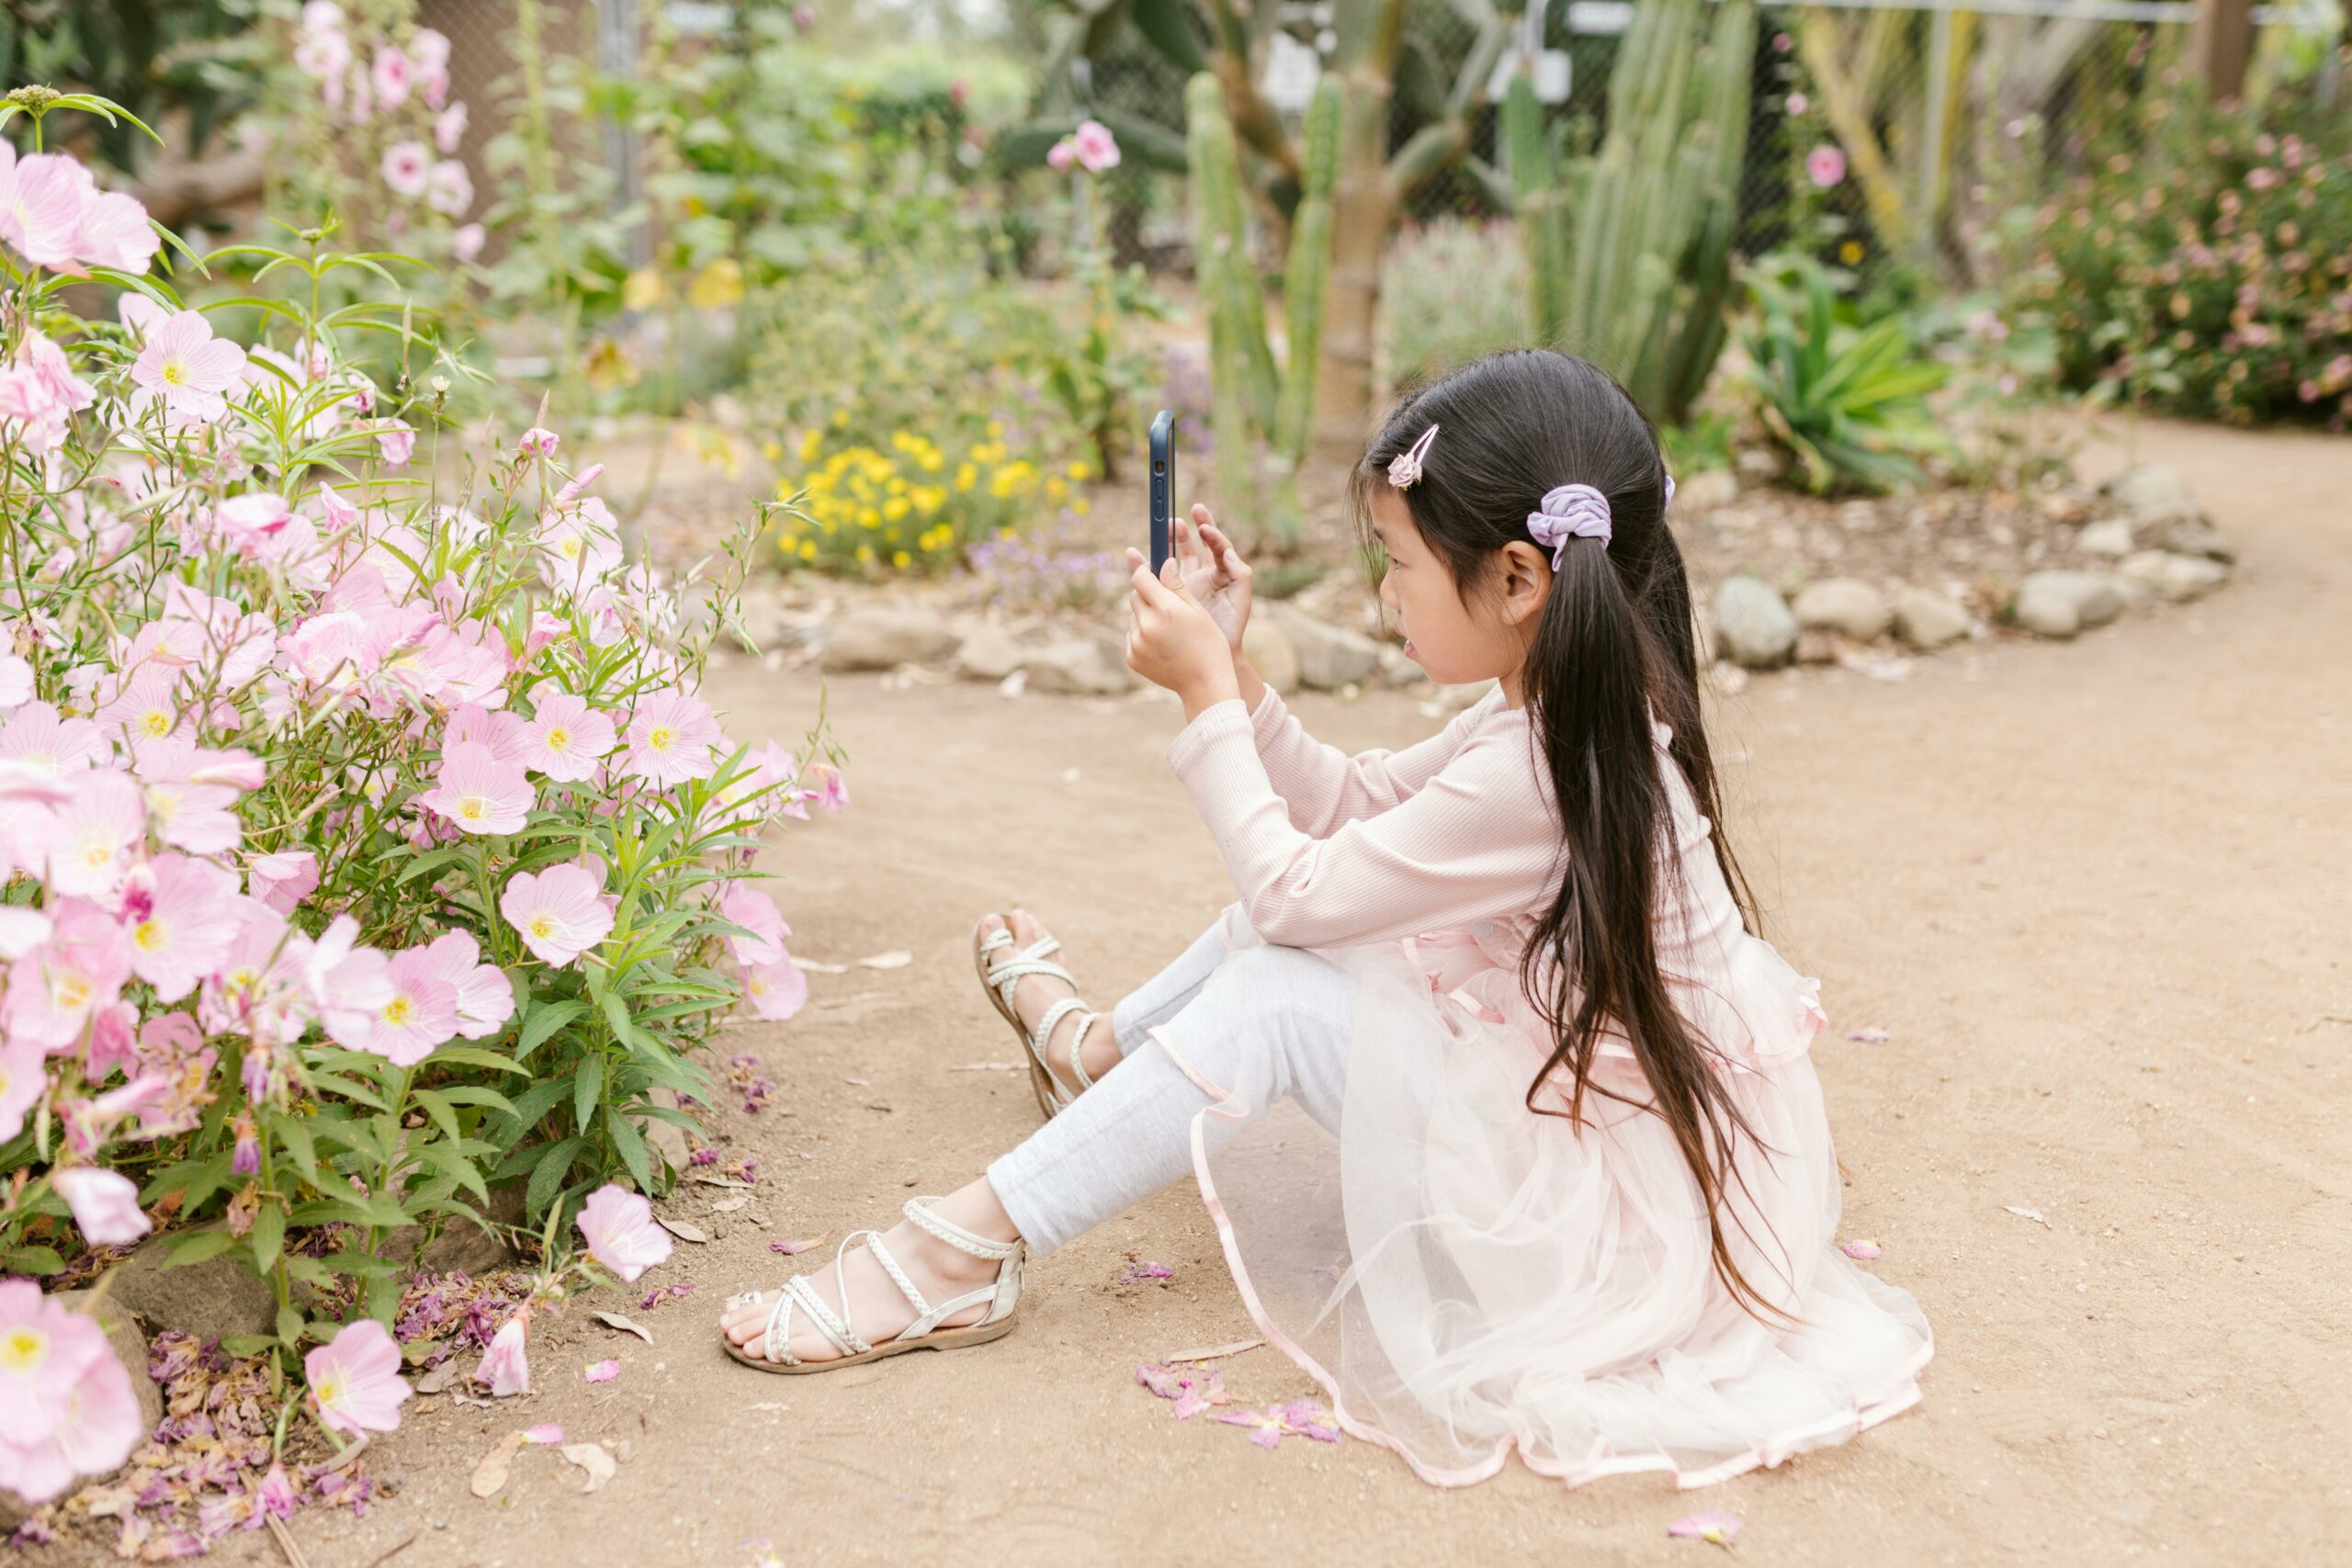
left=689, top=1173, right=754, bottom=1190
left=947, top=1061, right=1023, bottom=1072
left=657, top=1217, right=709, bottom=1244
left=770, top=1231, right=832, bottom=1256
left=1846, top=1027, right=1892, bottom=1043
left=856, top=950, right=912, bottom=970
left=414, top=1359, right=466, bottom=1394
left=2003, top=1204, right=2051, bottom=1227
left=592, top=1311, right=654, bottom=1346
left=711, top=1195, right=751, bottom=1213
left=796, top=959, right=852, bottom=975
left=470, top=1431, right=528, bottom=1500
left=1668, top=1509, right=1744, bottom=1546
left=841, top=1076, right=870, bottom=1086
left=1840, top=1239, right=1883, bottom=1260
left=560, top=1442, right=617, bottom=1494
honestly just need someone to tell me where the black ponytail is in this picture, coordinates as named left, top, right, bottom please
left=1348, top=350, right=1781, bottom=1320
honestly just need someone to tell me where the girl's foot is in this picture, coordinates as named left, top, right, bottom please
left=718, top=1185, right=1017, bottom=1365
left=976, top=910, right=1122, bottom=1097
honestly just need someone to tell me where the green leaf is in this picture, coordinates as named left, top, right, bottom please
left=2, top=1245, right=63, bottom=1276
left=277, top=1303, right=306, bottom=1348
left=435, top=1085, right=520, bottom=1119
left=253, top=1205, right=288, bottom=1274
left=526, top=1136, right=583, bottom=1219
left=515, top=998, right=588, bottom=1063
left=574, top=1055, right=605, bottom=1132
left=503, top=1077, right=572, bottom=1136
left=220, top=1335, right=276, bottom=1358
left=163, top=1231, right=240, bottom=1269
left=607, top=1106, right=652, bottom=1190
left=423, top=1046, right=530, bottom=1077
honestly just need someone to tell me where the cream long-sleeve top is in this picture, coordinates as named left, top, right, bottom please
left=1163, top=681, right=1566, bottom=951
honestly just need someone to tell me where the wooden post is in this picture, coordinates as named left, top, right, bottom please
left=2190, top=0, right=2256, bottom=102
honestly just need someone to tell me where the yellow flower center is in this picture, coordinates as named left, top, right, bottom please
left=140, top=709, right=171, bottom=737
left=646, top=726, right=674, bottom=753
left=83, top=839, right=115, bottom=868
left=54, top=975, right=90, bottom=1010
left=458, top=796, right=486, bottom=822
left=560, top=536, right=582, bottom=560
left=382, top=997, right=413, bottom=1026
left=545, top=727, right=570, bottom=751
left=313, top=1371, right=343, bottom=1409
left=133, top=919, right=166, bottom=952
left=528, top=914, right=555, bottom=939
left=162, top=356, right=189, bottom=388
left=228, top=966, right=257, bottom=991
left=0, top=1325, right=47, bottom=1376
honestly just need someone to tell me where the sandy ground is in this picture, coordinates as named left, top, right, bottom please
left=187, top=417, right=2346, bottom=1568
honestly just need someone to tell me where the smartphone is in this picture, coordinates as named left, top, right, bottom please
left=1148, top=409, right=1176, bottom=576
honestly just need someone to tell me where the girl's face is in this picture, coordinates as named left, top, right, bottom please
left=1369, top=486, right=1549, bottom=698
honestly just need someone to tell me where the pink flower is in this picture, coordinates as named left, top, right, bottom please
left=583, top=1359, right=619, bottom=1383
left=426, top=159, right=473, bottom=218
left=1072, top=119, right=1120, bottom=173
left=53, top=1166, right=150, bottom=1247
left=517, top=425, right=560, bottom=457
left=536, top=498, right=624, bottom=590
left=371, top=46, right=413, bottom=107
left=718, top=886, right=788, bottom=968
left=0, top=1290, right=140, bottom=1503
left=1046, top=138, right=1077, bottom=173
left=368, top=947, right=460, bottom=1066
left=380, top=140, right=430, bottom=198
left=0, top=328, right=95, bottom=449
left=1806, top=143, right=1847, bottom=187
left=0, top=702, right=102, bottom=777
left=48, top=769, right=148, bottom=899
left=575, top=1184, right=673, bottom=1282
left=425, top=930, right=514, bottom=1040
left=619, top=689, right=720, bottom=787
left=1212, top=1406, right=1291, bottom=1450
left=802, top=761, right=848, bottom=813
left=452, top=223, right=485, bottom=263
left=499, top=863, right=616, bottom=966
left=433, top=103, right=469, bottom=154
left=474, top=1303, right=530, bottom=1396
left=305, top=1318, right=412, bottom=1436
left=445, top=705, right=529, bottom=767
left=249, top=849, right=320, bottom=913
left=0, top=1036, right=44, bottom=1142
left=0, top=145, right=96, bottom=270
left=301, top=913, right=395, bottom=1050
left=413, top=27, right=451, bottom=73
left=377, top=421, right=416, bottom=465
left=1785, top=91, right=1809, bottom=116
left=1668, top=1509, right=1744, bottom=1544
left=123, top=852, right=240, bottom=1002
left=130, top=310, right=249, bottom=426
left=518, top=691, right=615, bottom=782
left=1273, top=1399, right=1340, bottom=1442
left=74, top=190, right=158, bottom=274
left=419, top=741, right=533, bottom=835
left=1840, top=1238, right=1883, bottom=1260
left=741, top=954, right=807, bottom=1021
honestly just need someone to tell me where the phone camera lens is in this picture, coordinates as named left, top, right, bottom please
left=1153, top=462, right=1165, bottom=475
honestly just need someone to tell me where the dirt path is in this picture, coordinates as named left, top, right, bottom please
left=262, top=418, right=2348, bottom=1568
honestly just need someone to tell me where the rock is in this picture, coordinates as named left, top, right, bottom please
left=2148, top=514, right=2234, bottom=563
left=1892, top=587, right=1970, bottom=650
left=1434, top=679, right=1498, bottom=712
left=2119, top=549, right=2230, bottom=603
left=1376, top=645, right=1424, bottom=689
left=1241, top=615, right=1299, bottom=694
left=643, top=1088, right=695, bottom=1179
left=2102, top=464, right=2200, bottom=523
left=1791, top=577, right=1893, bottom=642
left=952, top=624, right=1024, bottom=682
left=2012, top=570, right=2125, bottom=639
left=1025, top=634, right=1134, bottom=696
left=1263, top=603, right=1382, bottom=691
left=1712, top=575, right=1798, bottom=669
left=1794, top=628, right=1842, bottom=665
left=1673, top=470, right=1738, bottom=513
left=109, top=1230, right=277, bottom=1344
left=2075, top=519, right=2136, bottom=558
left=386, top=1181, right=526, bottom=1277
left=817, top=607, right=957, bottom=672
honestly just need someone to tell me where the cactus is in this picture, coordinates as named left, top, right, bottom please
left=1185, top=72, right=1343, bottom=548
left=1506, top=0, right=1754, bottom=426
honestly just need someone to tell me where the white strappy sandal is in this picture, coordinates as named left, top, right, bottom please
left=720, top=1194, right=1024, bottom=1374
left=971, top=913, right=1102, bottom=1122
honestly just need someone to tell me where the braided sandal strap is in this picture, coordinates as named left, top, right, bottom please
left=902, top=1194, right=1020, bottom=1260
left=981, top=934, right=1063, bottom=989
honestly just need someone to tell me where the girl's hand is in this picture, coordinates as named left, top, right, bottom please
left=1172, top=504, right=1252, bottom=655
left=1125, top=550, right=1239, bottom=716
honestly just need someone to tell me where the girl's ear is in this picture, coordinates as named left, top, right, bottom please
left=1494, top=539, right=1552, bottom=627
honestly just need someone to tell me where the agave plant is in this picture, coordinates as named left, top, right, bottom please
left=1736, top=254, right=1949, bottom=494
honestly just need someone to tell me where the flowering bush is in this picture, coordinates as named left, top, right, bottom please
left=0, top=90, right=834, bottom=1510
left=2001, top=85, right=2352, bottom=428
left=772, top=428, right=1091, bottom=576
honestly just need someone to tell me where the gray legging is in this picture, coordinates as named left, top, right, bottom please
left=983, top=912, right=1355, bottom=1257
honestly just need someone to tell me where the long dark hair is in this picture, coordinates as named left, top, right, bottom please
left=1349, top=349, right=1782, bottom=1318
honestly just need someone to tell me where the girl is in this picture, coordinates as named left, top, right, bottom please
left=718, top=350, right=1931, bottom=1490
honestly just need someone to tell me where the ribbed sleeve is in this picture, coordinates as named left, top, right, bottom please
left=1243, top=682, right=1479, bottom=837
left=1166, top=693, right=1563, bottom=950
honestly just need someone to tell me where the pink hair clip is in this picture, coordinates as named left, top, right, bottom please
left=1386, top=423, right=1439, bottom=489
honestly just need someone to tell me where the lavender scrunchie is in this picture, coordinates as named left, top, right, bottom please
left=1525, top=475, right=1674, bottom=568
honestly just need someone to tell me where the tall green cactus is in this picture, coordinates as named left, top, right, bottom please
left=1504, top=0, right=1754, bottom=426
left=1186, top=71, right=1341, bottom=548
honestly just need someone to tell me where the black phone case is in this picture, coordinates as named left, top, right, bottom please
left=1148, top=409, right=1176, bottom=575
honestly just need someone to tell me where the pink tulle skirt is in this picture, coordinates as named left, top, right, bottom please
left=1146, top=912, right=1933, bottom=1489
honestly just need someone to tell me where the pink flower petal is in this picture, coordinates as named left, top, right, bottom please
left=1840, top=1238, right=1883, bottom=1260
left=1846, top=1027, right=1891, bottom=1043
left=524, top=1423, right=564, bottom=1445
left=1668, top=1509, right=1744, bottom=1543
left=583, top=1360, right=620, bottom=1383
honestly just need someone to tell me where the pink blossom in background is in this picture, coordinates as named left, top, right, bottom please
left=801, top=761, right=848, bottom=813
left=0, top=1036, right=45, bottom=1140
left=1785, top=91, right=1809, bottom=116
left=232, top=1108, right=261, bottom=1175
left=475, top=1304, right=530, bottom=1396
left=0, top=907, right=50, bottom=959
left=305, top=1318, right=412, bottom=1437
left=1046, top=138, right=1076, bottom=172
left=500, top=863, right=616, bottom=966
left=0, top=329, right=96, bottom=450
left=366, top=948, right=458, bottom=1066
left=377, top=421, right=416, bottom=466
left=73, top=190, right=159, bottom=274
left=416, top=621, right=511, bottom=709
left=535, top=498, right=624, bottom=589
left=301, top=912, right=394, bottom=1050
left=46, top=768, right=147, bottom=898
left=371, top=46, right=413, bottom=107
left=426, top=159, right=473, bottom=218
left=53, top=1166, right=150, bottom=1246
left=452, top=222, right=486, bottom=263
left=424, top=929, right=515, bottom=1040
left=718, top=885, right=789, bottom=968
left=130, top=310, right=249, bottom=426
left=518, top=691, right=616, bottom=782
left=419, top=741, right=533, bottom=835
left=0, top=145, right=96, bottom=270
left=123, top=852, right=240, bottom=1001
left=619, top=689, right=721, bottom=787
left=0, top=1281, right=140, bottom=1502
left=575, top=1184, right=673, bottom=1281
left=1, top=702, right=105, bottom=774
left=444, top=704, right=529, bottom=767
left=742, top=953, right=808, bottom=1021
left=292, top=20, right=352, bottom=83
left=4, top=899, right=133, bottom=1049
left=517, top=425, right=560, bottom=457
left=1805, top=143, right=1847, bottom=187
left=93, top=668, right=185, bottom=747
left=118, top=292, right=168, bottom=338
left=1072, top=119, right=1120, bottom=173
left=434, top=102, right=469, bottom=154
left=413, top=28, right=452, bottom=74
left=380, top=141, right=430, bottom=198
